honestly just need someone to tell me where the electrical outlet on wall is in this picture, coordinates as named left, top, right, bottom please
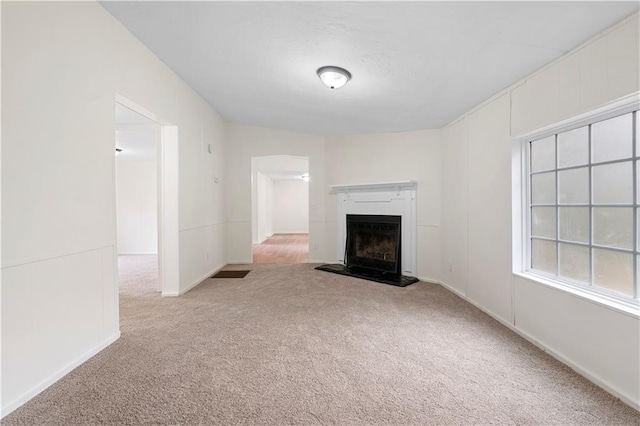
left=312, top=242, right=319, bottom=250
left=447, top=261, right=453, bottom=272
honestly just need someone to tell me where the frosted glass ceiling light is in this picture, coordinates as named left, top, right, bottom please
left=317, top=66, right=351, bottom=89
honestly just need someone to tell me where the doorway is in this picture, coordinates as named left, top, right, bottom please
left=114, top=96, right=180, bottom=298
left=251, top=155, right=310, bottom=263
left=115, top=103, right=160, bottom=294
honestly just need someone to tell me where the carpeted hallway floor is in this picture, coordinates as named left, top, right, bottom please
left=4, top=263, right=639, bottom=425
left=118, top=254, right=159, bottom=295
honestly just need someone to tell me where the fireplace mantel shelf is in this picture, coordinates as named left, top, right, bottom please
left=330, top=181, right=417, bottom=192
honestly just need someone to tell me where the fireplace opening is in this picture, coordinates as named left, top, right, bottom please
left=345, top=214, right=401, bottom=276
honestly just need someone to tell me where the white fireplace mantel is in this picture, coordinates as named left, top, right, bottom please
left=332, top=181, right=417, bottom=276
left=330, top=180, right=417, bottom=193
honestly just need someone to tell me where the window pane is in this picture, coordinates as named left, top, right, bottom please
left=593, top=248, right=633, bottom=296
left=637, top=160, right=639, bottom=202
left=592, top=113, right=633, bottom=163
left=532, top=239, right=557, bottom=275
left=531, top=172, right=556, bottom=204
left=593, top=207, right=633, bottom=250
left=559, top=207, right=589, bottom=243
left=532, top=207, right=556, bottom=238
left=559, top=243, right=590, bottom=283
left=558, top=126, right=588, bottom=168
left=558, top=167, right=588, bottom=204
left=592, top=162, right=633, bottom=204
left=531, top=136, right=555, bottom=172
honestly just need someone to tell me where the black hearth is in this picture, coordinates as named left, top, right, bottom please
left=316, top=214, right=418, bottom=287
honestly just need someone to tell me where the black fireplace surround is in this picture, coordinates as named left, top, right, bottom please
left=345, top=214, right=401, bottom=275
left=315, top=214, right=418, bottom=287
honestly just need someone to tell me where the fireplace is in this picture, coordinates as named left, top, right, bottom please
left=316, top=180, right=419, bottom=287
left=345, top=214, right=401, bottom=276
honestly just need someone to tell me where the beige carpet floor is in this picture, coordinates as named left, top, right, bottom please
left=4, top=263, right=639, bottom=425
left=118, top=254, right=159, bottom=295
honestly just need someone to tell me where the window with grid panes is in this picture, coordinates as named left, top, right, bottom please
left=527, top=110, right=639, bottom=304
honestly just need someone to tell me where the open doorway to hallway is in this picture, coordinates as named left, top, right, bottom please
left=251, top=155, right=309, bottom=263
left=115, top=103, right=161, bottom=294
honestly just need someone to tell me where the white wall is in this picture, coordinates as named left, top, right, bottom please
left=255, top=172, right=273, bottom=243
left=225, top=124, right=325, bottom=263
left=325, top=130, right=441, bottom=281
left=116, top=161, right=158, bottom=254
left=439, top=13, right=640, bottom=407
left=265, top=176, right=273, bottom=239
left=273, top=179, right=309, bottom=234
left=1, top=1, right=226, bottom=415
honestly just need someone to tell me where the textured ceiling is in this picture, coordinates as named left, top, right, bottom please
left=102, top=2, right=639, bottom=136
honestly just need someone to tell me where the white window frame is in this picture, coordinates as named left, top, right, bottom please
left=514, top=92, right=640, bottom=313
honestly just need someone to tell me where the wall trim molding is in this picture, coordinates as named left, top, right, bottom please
left=2, top=245, right=113, bottom=270
left=180, top=264, right=226, bottom=295
left=179, top=222, right=226, bottom=233
left=417, top=276, right=440, bottom=285
left=437, top=279, right=640, bottom=412
left=1, top=332, right=121, bottom=419
left=225, top=260, right=252, bottom=265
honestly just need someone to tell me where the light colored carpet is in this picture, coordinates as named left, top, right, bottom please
left=4, top=263, right=639, bottom=425
left=118, top=254, right=159, bottom=295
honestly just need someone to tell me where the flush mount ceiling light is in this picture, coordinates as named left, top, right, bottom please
left=317, top=66, right=351, bottom=90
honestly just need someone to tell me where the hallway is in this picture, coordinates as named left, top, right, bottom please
left=252, top=234, right=309, bottom=263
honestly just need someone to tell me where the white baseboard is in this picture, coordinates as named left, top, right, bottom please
left=1, top=332, right=121, bottom=419
left=437, top=279, right=517, bottom=329
left=512, top=322, right=639, bottom=411
left=226, top=259, right=252, bottom=265
left=179, top=264, right=225, bottom=295
left=437, top=279, right=640, bottom=412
